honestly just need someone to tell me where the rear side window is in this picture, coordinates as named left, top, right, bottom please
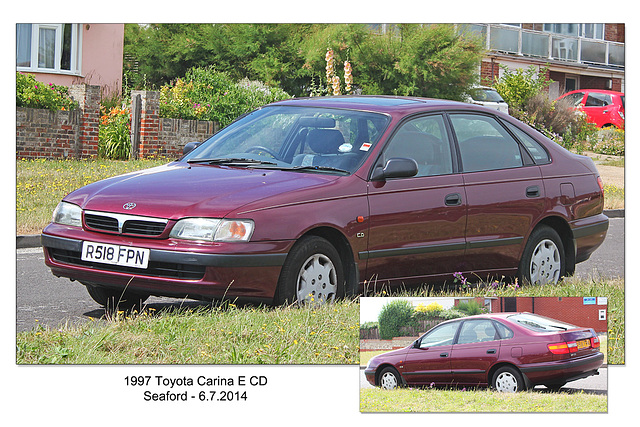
left=450, top=114, right=523, bottom=172
left=585, top=92, right=612, bottom=107
left=503, top=121, right=550, bottom=164
left=508, top=313, right=577, bottom=332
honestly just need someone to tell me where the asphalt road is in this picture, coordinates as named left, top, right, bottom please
left=16, top=217, right=623, bottom=333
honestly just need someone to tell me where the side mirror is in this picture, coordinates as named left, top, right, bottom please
left=183, top=141, right=201, bottom=156
left=371, top=158, right=418, bottom=181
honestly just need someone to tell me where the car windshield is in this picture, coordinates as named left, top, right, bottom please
left=184, top=105, right=390, bottom=175
left=508, top=313, right=578, bottom=332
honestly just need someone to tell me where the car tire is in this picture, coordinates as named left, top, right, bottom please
left=274, top=236, right=344, bottom=305
left=492, top=366, right=524, bottom=393
left=378, top=367, right=402, bottom=390
left=518, top=225, right=565, bottom=286
left=84, top=283, right=148, bottom=312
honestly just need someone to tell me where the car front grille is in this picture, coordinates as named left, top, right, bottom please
left=49, top=247, right=206, bottom=280
left=84, top=211, right=168, bottom=237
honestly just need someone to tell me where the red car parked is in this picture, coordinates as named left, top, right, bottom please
left=557, top=89, right=625, bottom=128
left=42, top=96, right=608, bottom=309
left=364, top=312, right=604, bottom=392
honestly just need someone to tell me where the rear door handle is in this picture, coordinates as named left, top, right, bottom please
left=486, top=349, right=497, bottom=354
left=445, top=193, right=462, bottom=206
left=526, top=186, right=540, bottom=198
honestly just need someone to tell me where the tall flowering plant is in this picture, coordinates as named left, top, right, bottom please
left=323, top=48, right=354, bottom=96
left=98, top=104, right=131, bottom=160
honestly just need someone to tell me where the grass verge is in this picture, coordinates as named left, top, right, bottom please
left=16, top=299, right=359, bottom=364
left=16, top=158, right=168, bottom=235
left=359, top=388, right=607, bottom=412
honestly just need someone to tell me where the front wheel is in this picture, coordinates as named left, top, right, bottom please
left=84, top=283, right=148, bottom=312
left=274, top=236, right=344, bottom=305
left=518, top=225, right=565, bottom=286
left=492, top=366, right=524, bottom=393
left=378, top=367, right=402, bottom=390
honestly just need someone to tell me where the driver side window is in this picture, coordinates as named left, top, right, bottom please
left=383, top=115, right=454, bottom=177
left=419, top=321, right=460, bottom=348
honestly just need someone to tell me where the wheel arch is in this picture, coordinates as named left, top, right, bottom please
left=532, top=215, right=576, bottom=276
left=488, top=362, right=531, bottom=390
left=375, top=363, right=405, bottom=386
left=300, top=226, right=359, bottom=296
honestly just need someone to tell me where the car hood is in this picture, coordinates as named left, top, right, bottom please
left=63, top=162, right=342, bottom=219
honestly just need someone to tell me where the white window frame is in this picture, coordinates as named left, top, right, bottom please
left=16, top=24, right=82, bottom=76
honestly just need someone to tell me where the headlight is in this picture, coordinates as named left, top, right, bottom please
left=52, top=202, right=82, bottom=227
left=170, top=218, right=254, bottom=242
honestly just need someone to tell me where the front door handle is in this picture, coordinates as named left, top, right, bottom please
left=440, top=352, right=449, bottom=358
left=445, top=193, right=462, bottom=206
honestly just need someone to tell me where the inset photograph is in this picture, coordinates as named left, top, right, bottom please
left=360, top=296, right=607, bottom=412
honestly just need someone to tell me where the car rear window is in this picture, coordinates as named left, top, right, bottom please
left=508, top=313, right=578, bottom=332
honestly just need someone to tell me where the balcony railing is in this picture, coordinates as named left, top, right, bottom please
left=461, top=24, right=624, bottom=69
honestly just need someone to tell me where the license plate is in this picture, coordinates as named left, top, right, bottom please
left=576, top=339, right=590, bottom=350
left=81, top=241, right=149, bottom=269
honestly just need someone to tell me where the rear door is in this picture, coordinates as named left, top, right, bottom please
left=448, top=113, right=545, bottom=274
left=449, top=319, right=503, bottom=386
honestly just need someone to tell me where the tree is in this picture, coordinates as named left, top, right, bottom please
left=378, top=299, right=415, bottom=340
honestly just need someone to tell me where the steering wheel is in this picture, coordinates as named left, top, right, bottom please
left=246, top=146, right=279, bottom=159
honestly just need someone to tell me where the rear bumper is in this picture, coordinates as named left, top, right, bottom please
left=571, top=214, right=609, bottom=263
left=519, top=352, right=604, bottom=386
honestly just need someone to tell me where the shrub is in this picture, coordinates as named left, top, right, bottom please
left=413, top=302, right=443, bottom=320
left=455, top=300, right=485, bottom=316
left=493, top=65, right=551, bottom=113
left=159, top=66, right=290, bottom=128
left=378, top=300, right=416, bottom=340
left=98, top=104, right=131, bottom=160
left=16, top=72, right=77, bottom=111
left=591, top=128, right=625, bottom=156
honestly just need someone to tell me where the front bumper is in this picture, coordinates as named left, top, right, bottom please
left=41, top=228, right=291, bottom=302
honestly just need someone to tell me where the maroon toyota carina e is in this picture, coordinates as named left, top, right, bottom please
left=364, top=312, right=604, bottom=392
left=41, top=96, right=609, bottom=309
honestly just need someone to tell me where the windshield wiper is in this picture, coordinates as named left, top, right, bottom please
left=187, top=158, right=277, bottom=166
left=288, top=165, right=350, bottom=175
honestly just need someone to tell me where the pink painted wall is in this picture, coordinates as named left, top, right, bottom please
left=28, top=24, right=124, bottom=98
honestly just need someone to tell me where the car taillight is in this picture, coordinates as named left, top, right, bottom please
left=548, top=341, right=578, bottom=354
left=597, top=176, right=604, bottom=193
left=591, top=336, right=600, bottom=349
left=618, top=110, right=624, bottom=120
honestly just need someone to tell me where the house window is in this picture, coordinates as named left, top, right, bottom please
left=543, top=23, right=604, bottom=40
left=16, top=24, right=81, bottom=74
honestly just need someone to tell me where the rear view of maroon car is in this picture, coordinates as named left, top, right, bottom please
left=41, top=96, right=608, bottom=310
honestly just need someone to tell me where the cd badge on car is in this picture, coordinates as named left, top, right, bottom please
left=123, top=202, right=137, bottom=210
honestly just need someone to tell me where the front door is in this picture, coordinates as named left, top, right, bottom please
left=364, top=114, right=466, bottom=285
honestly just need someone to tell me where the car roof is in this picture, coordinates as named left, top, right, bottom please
left=269, top=95, right=468, bottom=114
left=564, top=89, right=624, bottom=96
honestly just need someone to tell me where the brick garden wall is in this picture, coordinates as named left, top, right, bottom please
left=17, top=87, right=219, bottom=161
left=16, top=84, right=100, bottom=159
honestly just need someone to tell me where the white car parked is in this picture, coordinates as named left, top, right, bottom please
left=466, top=86, right=509, bottom=114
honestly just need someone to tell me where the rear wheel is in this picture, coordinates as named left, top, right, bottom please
left=492, top=366, right=524, bottom=393
left=518, top=225, right=565, bottom=285
left=84, top=283, right=148, bottom=312
left=274, top=236, right=344, bottom=305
